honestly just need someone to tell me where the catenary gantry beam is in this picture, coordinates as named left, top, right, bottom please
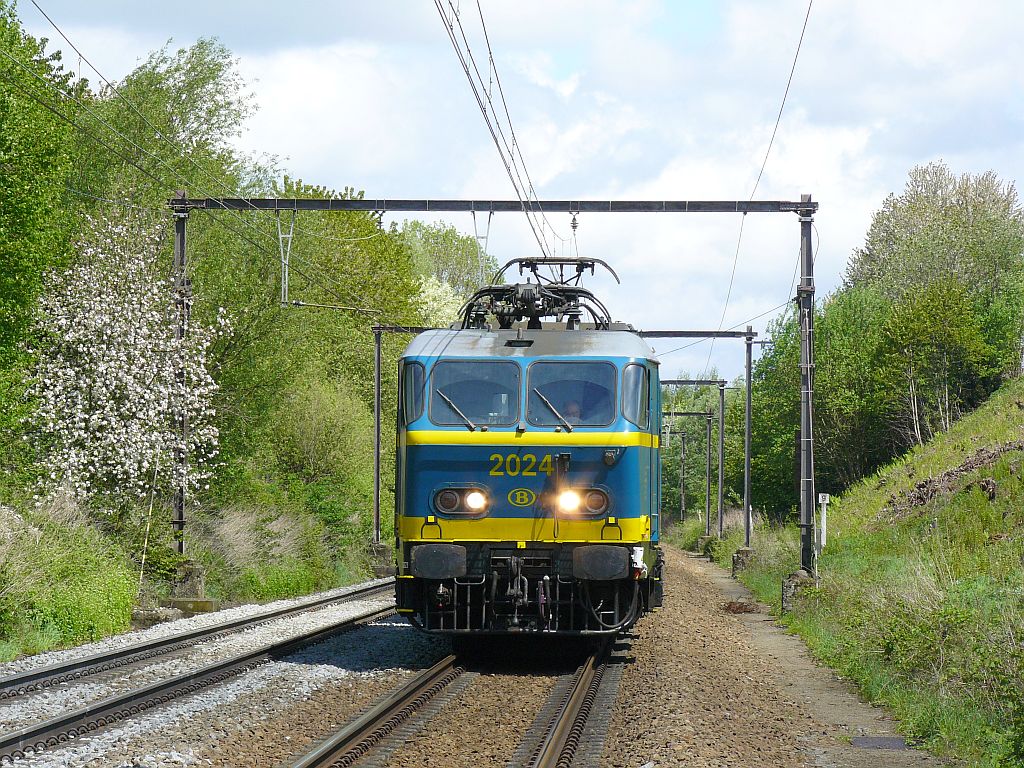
left=169, top=198, right=818, bottom=214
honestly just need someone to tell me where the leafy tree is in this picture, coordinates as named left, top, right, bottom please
left=0, top=2, right=84, bottom=492
left=417, top=275, right=464, bottom=326
left=813, top=285, right=892, bottom=489
left=846, top=161, right=1024, bottom=377
left=0, top=1, right=76, bottom=365
left=878, top=277, right=996, bottom=445
left=748, top=310, right=801, bottom=517
left=846, top=162, right=1024, bottom=299
left=68, top=38, right=256, bottom=213
left=400, top=219, right=497, bottom=298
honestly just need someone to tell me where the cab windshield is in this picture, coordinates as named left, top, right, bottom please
left=527, top=361, right=616, bottom=427
left=429, top=361, right=520, bottom=427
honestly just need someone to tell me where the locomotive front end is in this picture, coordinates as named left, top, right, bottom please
left=394, top=326, right=664, bottom=635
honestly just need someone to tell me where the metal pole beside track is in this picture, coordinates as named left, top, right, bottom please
left=172, top=194, right=189, bottom=556
left=744, top=326, right=753, bottom=548
left=704, top=416, right=712, bottom=537
left=717, top=383, right=725, bottom=538
left=680, top=429, right=686, bottom=521
left=798, top=194, right=817, bottom=575
left=373, top=327, right=383, bottom=546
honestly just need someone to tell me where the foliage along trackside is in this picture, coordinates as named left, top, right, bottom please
left=668, top=376, right=1024, bottom=768
left=0, top=5, right=496, bottom=659
left=749, top=163, right=1024, bottom=517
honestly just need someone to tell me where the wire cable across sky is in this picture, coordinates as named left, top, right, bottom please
left=700, top=0, right=814, bottom=377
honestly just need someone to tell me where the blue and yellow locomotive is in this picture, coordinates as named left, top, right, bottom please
left=394, top=258, right=664, bottom=635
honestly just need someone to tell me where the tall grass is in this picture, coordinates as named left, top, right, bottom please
left=0, top=495, right=136, bottom=661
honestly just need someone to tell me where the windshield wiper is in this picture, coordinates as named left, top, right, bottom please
left=533, top=388, right=573, bottom=432
left=437, top=388, right=478, bottom=431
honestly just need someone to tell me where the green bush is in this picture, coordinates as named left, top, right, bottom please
left=0, top=502, right=135, bottom=659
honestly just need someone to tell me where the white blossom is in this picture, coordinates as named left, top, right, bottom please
left=416, top=275, right=464, bottom=327
left=28, top=211, right=230, bottom=506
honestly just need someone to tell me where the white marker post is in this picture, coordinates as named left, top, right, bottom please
left=817, top=492, right=830, bottom=554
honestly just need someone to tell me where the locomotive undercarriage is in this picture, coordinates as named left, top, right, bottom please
left=397, top=542, right=664, bottom=634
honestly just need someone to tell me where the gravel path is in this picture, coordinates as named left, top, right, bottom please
left=602, top=545, right=946, bottom=768
left=0, top=595, right=394, bottom=734
left=603, top=545, right=822, bottom=767
left=13, top=616, right=446, bottom=768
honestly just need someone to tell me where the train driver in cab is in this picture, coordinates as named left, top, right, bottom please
left=563, top=399, right=582, bottom=424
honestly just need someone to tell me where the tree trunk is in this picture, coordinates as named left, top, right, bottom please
left=908, top=361, right=923, bottom=445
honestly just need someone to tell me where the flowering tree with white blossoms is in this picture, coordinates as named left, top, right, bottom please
left=416, top=275, right=465, bottom=327
left=29, top=210, right=228, bottom=505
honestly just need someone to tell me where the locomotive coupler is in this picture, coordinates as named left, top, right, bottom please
left=433, top=582, right=453, bottom=609
left=505, top=555, right=529, bottom=607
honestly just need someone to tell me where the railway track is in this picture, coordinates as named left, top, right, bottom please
left=287, top=641, right=610, bottom=768
left=522, top=642, right=610, bottom=768
left=0, top=587, right=395, bottom=763
left=287, top=653, right=464, bottom=768
left=0, top=579, right=393, bottom=701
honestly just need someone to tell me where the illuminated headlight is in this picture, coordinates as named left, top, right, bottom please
left=464, top=490, right=488, bottom=512
left=557, top=489, right=581, bottom=513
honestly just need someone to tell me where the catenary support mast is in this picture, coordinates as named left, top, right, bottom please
left=171, top=193, right=189, bottom=556
left=798, top=194, right=817, bottom=574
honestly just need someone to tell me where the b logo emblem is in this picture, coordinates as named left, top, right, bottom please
left=508, top=488, right=537, bottom=507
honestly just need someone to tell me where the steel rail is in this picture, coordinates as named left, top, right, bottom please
left=0, top=604, right=396, bottom=762
left=287, top=653, right=463, bottom=768
left=0, top=579, right=394, bottom=701
left=526, top=643, right=610, bottom=768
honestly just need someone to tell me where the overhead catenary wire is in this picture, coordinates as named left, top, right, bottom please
left=700, top=0, right=813, bottom=377
left=438, top=0, right=547, bottom=256
left=473, top=0, right=569, bottom=254
left=434, top=0, right=550, bottom=259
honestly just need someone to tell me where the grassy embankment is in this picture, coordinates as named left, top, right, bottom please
left=665, top=377, right=1024, bottom=767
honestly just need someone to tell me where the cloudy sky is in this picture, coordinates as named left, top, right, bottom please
left=18, top=1, right=1024, bottom=380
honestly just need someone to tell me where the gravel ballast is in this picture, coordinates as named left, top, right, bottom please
left=383, top=669, right=559, bottom=767
left=13, top=616, right=446, bottom=768
left=0, top=578, right=393, bottom=679
left=0, top=595, right=394, bottom=734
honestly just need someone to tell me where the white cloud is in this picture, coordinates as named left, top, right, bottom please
left=25, top=22, right=163, bottom=83
left=20, top=0, right=1024, bottom=381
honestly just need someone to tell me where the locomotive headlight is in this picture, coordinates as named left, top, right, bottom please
left=557, top=489, right=581, bottom=513
left=464, top=490, right=488, bottom=512
left=584, top=490, right=609, bottom=515
left=435, top=489, right=461, bottom=513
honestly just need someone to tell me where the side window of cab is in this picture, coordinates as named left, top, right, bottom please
left=400, top=361, right=425, bottom=425
left=622, top=364, right=649, bottom=429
